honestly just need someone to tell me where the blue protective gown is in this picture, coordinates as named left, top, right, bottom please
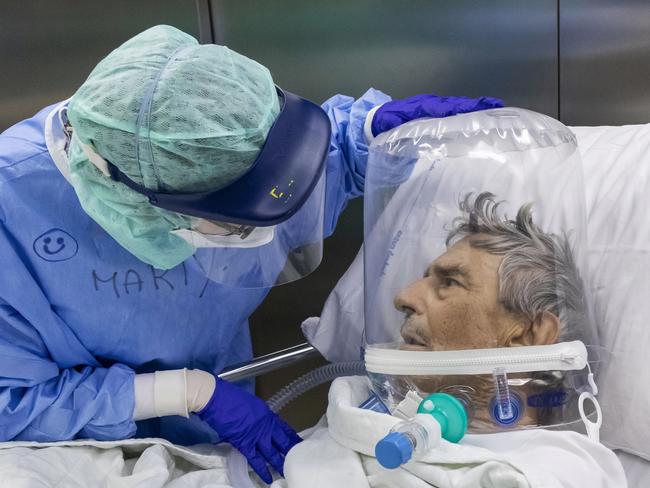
left=0, top=89, right=390, bottom=445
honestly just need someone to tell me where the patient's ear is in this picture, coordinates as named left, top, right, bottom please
left=507, top=311, right=560, bottom=346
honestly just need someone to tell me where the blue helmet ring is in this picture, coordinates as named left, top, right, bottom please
left=107, top=87, right=331, bottom=227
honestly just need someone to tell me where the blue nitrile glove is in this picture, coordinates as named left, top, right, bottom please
left=370, top=94, right=505, bottom=137
left=198, top=377, right=302, bottom=484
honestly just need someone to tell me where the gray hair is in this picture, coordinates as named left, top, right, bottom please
left=446, top=192, right=586, bottom=342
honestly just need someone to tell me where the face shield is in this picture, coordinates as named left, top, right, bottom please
left=186, top=168, right=326, bottom=288
left=72, top=87, right=328, bottom=288
left=66, top=27, right=328, bottom=288
left=363, top=108, right=602, bottom=435
left=105, top=88, right=329, bottom=288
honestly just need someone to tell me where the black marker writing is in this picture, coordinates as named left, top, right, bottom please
left=124, top=269, right=144, bottom=294
left=92, top=270, right=120, bottom=298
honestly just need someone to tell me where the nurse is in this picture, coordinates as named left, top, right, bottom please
left=0, top=25, right=501, bottom=483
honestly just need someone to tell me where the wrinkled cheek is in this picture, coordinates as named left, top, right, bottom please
left=431, top=303, right=495, bottom=350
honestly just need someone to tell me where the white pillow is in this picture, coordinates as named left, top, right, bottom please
left=573, top=124, right=650, bottom=461
left=303, top=123, right=650, bottom=460
left=616, top=450, right=650, bottom=488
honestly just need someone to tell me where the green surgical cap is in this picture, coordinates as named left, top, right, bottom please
left=66, top=25, right=280, bottom=268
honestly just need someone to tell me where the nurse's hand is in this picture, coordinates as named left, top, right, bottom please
left=369, top=94, right=504, bottom=138
left=198, top=377, right=302, bottom=484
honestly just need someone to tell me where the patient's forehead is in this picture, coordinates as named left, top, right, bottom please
left=428, top=236, right=502, bottom=284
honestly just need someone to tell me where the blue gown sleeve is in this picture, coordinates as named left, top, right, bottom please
left=0, top=219, right=136, bottom=442
left=321, top=88, right=391, bottom=237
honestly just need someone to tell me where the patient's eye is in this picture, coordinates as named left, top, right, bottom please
left=440, top=277, right=461, bottom=288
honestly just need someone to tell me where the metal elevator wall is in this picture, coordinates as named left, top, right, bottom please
left=559, top=0, right=650, bottom=125
left=0, top=0, right=199, bottom=131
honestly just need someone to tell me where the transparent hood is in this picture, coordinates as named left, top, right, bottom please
left=362, top=108, right=599, bottom=432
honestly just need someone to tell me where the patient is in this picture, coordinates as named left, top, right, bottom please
left=279, top=193, right=627, bottom=488
left=395, top=192, right=586, bottom=429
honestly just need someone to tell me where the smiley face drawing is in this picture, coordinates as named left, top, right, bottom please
left=33, top=229, right=79, bottom=262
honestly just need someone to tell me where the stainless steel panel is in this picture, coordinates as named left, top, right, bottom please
left=0, top=0, right=199, bottom=131
left=212, top=0, right=558, bottom=114
left=210, top=0, right=559, bottom=429
left=560, top=0, right=650, bottom=125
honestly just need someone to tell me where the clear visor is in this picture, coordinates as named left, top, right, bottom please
left=187, top=170, right=325, bottom=288
left=362, top=108, right=599, bottom=432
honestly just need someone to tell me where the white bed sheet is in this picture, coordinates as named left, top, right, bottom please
left=617, top=451, right=650, bottom=488
left=0, top=438, right=244, bottom=488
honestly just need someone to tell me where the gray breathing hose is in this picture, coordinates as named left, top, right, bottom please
left=228, top=360, right=366, bottom=487
left=267, top=360, right=366, bottom=413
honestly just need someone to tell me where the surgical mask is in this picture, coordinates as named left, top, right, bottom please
left=171, top=223, right=275, bottom=249
left=75, top=139, right=277, bottom=252
left=362, top=108, right=602, bottom=440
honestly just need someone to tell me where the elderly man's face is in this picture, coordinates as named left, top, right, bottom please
left=395, top=235, right=525, bottom=351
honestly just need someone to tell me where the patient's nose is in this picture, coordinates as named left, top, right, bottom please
left=394, top=280, right=425, bottom=315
